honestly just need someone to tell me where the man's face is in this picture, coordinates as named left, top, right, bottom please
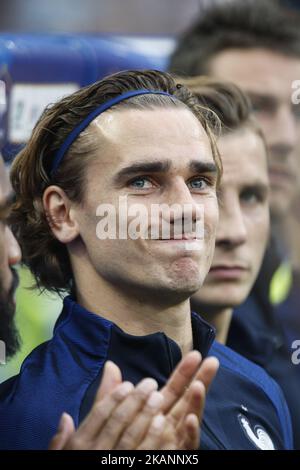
left=73, top=107, right=219, bottom=304
left=192, top=127, right=270, bottom=310
left=0, top=157, right=21, bottom=359
left=208, top=48, right=300, bottom=219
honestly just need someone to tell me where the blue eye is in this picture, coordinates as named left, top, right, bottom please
left=188, top=178, right=207, bottom=190
left=129, top=177, right=154, bottom=189
left=240, top=190, right=262, bottom=204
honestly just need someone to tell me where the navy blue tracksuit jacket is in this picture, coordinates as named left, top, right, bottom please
left=228, top=243, right=300, bottom=449
left=0, top=296, right=293, bottom=450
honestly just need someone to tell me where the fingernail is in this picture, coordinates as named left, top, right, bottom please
left=114, top=381, right=134, bottom=399
left=104, top=360, right=113, bottom=369
left=187, top=350, right=202, bottom=362
left=146, top=391, right=164, bottom=409
left=58, top=413, right=67, bottom=432
left=136, top=378, right=158, bottom=394
left=151, top=414, right=165, bottom=430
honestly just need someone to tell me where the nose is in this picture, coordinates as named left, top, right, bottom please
left=217, top=196, right=247, bottom=249
left=6, top=226, right=22, bottom=266
left=164, top=179, right=202, bottom=229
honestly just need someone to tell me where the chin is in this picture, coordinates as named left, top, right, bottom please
left=173, top=256, right=209, bottom=277
left=168, top=273, right=201, bottom=292
left=193, top=288, right=249, bottom=311
left=161, top=286, right=200, bottom=306
left=171, top=264, right=206, bottom=291
left=217, top=298, right=243, bottom=309
left=163, top=273, right=204, bottom=302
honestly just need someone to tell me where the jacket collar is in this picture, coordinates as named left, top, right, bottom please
left=54, top=295, right=216, bottom=361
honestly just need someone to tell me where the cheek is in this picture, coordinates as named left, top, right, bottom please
left=254, top=113, right=273, bottom=138
left=203, top=198, right=219, bottom=238
left=201, top=199, right=218, bottom=267
left=0, top=259, right=10, bottom=294
left=246, top=214, right=269, bottom=266
left=0, top=230, right=7, bottom=267
left=253, top=208, right=270, bottom=245
left=81, top=215, right=98, bottom=243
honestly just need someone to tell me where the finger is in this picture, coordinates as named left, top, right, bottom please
left=96, top=361, right=122, bottom=401
left=185, top=380, right=206, bottom=422
left=170, top=379, right=205, bottom=424
left=48, top=413, right=75, bottom=450
left=170, top=357, right=219, bottom=424
left=76, top=381, right=134, bottom=440
left=180, top=413, right=200, bottom=450
left=160, top=351, right=202, bottom=414
left=115, top=391, right=164, bottom=450
left=192, top=356, right=219, bottom=391
left=138, top=414, right=176, bottom=450
left=95, top=378, right=158, bottom=450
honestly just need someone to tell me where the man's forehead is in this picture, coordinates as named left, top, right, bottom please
left=89, top=107, right=213, bottom=169
left=222, top=161, right=268, bottom=187
left=92, top=107, right=208, bottom=144
left=219, top=131, right=268, bottom=185
left=209, top=48, right=300, bottom=101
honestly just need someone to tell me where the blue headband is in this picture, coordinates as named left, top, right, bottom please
left=50, top=89, right=174, bottom=176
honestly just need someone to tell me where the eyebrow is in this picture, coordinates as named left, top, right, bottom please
left=0, top=192, right=15, bottom=221
left=247, top=92, right=278, bottom=108
left=114, top=158, right=218, bottom=184
left=189, top=160, right=218, bottom=175
left=241, top=182, right=269, bottom=193
left=114, top=160, right=172, bottom=183
left=219, top=182, right=269, bottom=196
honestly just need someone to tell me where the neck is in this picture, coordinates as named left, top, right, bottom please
left=194, top=305, right=233, bottom=344
left=72, top=259, right=193, bottom=356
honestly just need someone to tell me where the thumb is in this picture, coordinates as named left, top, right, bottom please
left=96, top=360, right=122, bottom=401
left=48, top=413, right=75, bottom=450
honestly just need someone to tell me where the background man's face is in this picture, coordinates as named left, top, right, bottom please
left=208, top=48, right=300, bottom=219
left=0, top=157, right=21, bottom=359
left=72, top=107, right=219, bottom=304
left=192, top=127, right=270, bottom=310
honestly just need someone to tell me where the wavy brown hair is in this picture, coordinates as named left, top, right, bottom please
left=10, top=69, right=222, bottom=295
left=178, top=76, right=267, bottom=146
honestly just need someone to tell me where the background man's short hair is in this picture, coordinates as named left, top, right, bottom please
left=179, top=76, right=268, bottom=159
left=169, top=0, right=300, bottom=76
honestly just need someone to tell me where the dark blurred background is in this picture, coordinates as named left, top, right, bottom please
left=0, top=0, right=203, bottom=35
left=0, top=0, right=298, bottom=35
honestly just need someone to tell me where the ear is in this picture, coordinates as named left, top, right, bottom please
left=43, top=185, right=80, bottom=244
